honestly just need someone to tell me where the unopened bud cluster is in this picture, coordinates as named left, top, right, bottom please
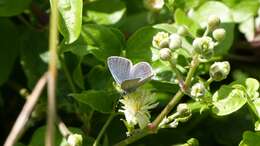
left=210, top=61, right=230, bottom=81
left=159, top=103, right=192, bottom=128
left=67, top=134, right=83, bottom=146
left=152, top=29, right=183, bottom=61
left=192, top=15, right=226, bottom=58
left=192, top=36, right=214, bottom=58
left=207, top=15, right=220, bottom=31
left=191, top=82, right=206, bottom=98
left=176, top=103, right=191, bottom=117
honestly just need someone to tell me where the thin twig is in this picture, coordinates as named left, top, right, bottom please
left=45, top=0, right=59, bottom=145
left=93, top=113, right=118, bottom=146
left=4, top=73, right=47, bottom=146
left=57, top=118, right=72, bottom=139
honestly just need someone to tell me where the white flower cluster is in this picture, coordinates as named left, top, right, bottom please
left=119, top=90, right=158, bottom=129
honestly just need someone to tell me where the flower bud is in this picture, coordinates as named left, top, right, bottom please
left=207, top=15, right=220, bottom=31
left=187, top=138, right=199, bottom=146
left=159, top=48, right=172, bottom=61
left=213, top=28, right=226, bottom=42
left=143, top=0, right=165, bottom=11
left=210, top=61, right=230, bottom=81
left=176, top=103, right=191, bottom=116
left=191, top=83, right=206, bottom=98
left=177, top=25, right=188, bottom=36
left=152, top=32, right=169, bottom=49
left=67, top=134, right=83, bottom=146
left=169, top=33, right=182, bottom=50
left=192, top=36, right=214, bottom=57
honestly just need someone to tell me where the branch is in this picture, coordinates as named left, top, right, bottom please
left=45, top=0, right=59, bottom=145
left=4, top=73, right=47, bottom=146
left=57, top=118, right=72, bottom=138
left=93, top=113, right=118, bottom=146
left=114, top=55, right=200, bottom=146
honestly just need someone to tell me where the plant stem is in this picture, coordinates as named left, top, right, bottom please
left=46, top=0, right=59, bottom=145
left=4, top=74, right=47, bottom=146
left=203, top=27, right=209, bottom=36
left=184, top=55, right=199, bottom=87
left=114, top=128, right=150, bottom=146
left=57, top=118, right=72, bottom=139
left=205, top=77, right=214, bottom=88
left=169, top=60, right=185, bottom=88
left=60, top=55, right=77, bottom=93
left=114, top=55, right=200, bottom=146
left=93, top=113, right=118, bottom=146
left=246, top=96, right=260, bottom=120
left=152, top=90, right=184, bottom=127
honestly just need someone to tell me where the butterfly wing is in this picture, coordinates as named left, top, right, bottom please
left=121, top=78, right=141, bottom=93
left=120, top=62, right=154, bottom=92
left=107, top=56, right=132, bottom=84
left=130, top=62, right=154, bottom=82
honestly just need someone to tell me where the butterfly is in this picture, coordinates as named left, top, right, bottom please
left=107, top=56, right=154, bottom=93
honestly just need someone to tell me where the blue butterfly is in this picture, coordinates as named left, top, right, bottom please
left=107, top=56, right=154, bottom=93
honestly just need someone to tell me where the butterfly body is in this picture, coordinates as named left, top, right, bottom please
left=107, top=56, right=153, bottom=93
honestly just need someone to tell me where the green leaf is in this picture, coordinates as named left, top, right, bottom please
left=152, top=60, right=175, bottom=82
left=29, top=126, right=89, bottom=146
left=153, top=23, right=177, bottom=33
left=57, top=0, right=82, bottom=44
left=63, top=52, right=84, bottom=89
left=83, top=0, right=126, bottom=25
left=0, top=0, right=31, bottom=16
left=221, top=0, right=237, bottom=7
left=20, top=29, right=48, bottom=89
left=71, top=90, right=119, bottom=113
left=150, top=80, right=179, bottom=94
left=231, top=0, right=259, bottom=23
left=0, top=18, right=19, bottom=85
left=119, top=12, right=149, bottom=34
left=60, top=24, right=122, bottom=62
left=192, top=1, right=233, bottom=27
left=214, top=23, right=235, bottom=55
left=126, top=26, right=161, bottom=63
left=29, top=126, right=62, bottom=146
left=174, top=9, right=200, bottom=36
left=173, top=0, right=206, bottom=10
left=246, top=78, right=259, bottom=94
left=87, top=65, right=113, bottom=90
left=212, top=85, right=247, bottom=116
left=239, top=131, right=260, bottom=146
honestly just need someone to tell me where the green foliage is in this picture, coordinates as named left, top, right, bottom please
left=83, top=0, right=126, bottom=25
left=240, top=131, right=260, bottom=146
left=0, top=0, right=31, bottom=16
left=212, top=85, right=247, bottom=116
left=61, top=24, right=123, bottom=62
left=71, top=90, right=119, bottom=113
left=125, top=26, right=160, bottom=63
left=174, top=9, right=200, bottom=36
left=0, top=18, right=19, bottom=85
left=29, top=126, right=92, bottom=146
left=192, top=1, right=233, bottom=26
left=2, top=0, right=260, bottom=146
left=19, top=30, right=48, bottom=88
left=57, top=0, right=83, bottom=44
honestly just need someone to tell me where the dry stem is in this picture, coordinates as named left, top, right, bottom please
left=4, top=73, right=47, bottom=146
